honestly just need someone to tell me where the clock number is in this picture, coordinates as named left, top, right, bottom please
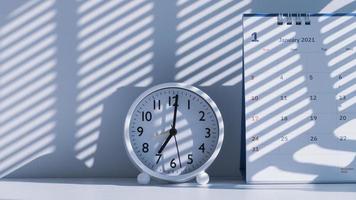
left=170, top=158, right=176, bottom=168
left=155, top=153, right=162, bottom=164
left=199, top=111, right=205, bottom=121
left=198, top=143, right=205, bottom=153
left=169, top=96, right=177, bottom=107
left=141, top=111, right=152, bottom=121
left=205, top=128, right=211, bottom=138
left=153, top=100, right=161, bottom=110
left=188, top=99, right=191, bottom=110
left=142, top=143, right=149, bottom=153
left=280, top=95, right=287, bottom=100
left=137, top=127, right=144, bottom=136
left=187, top=154, right=193, bottom=164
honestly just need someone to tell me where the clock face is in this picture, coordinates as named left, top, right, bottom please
left=125, top=83, right=223, bottom=181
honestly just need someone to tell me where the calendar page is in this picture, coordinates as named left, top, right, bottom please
left=243, top=14, right=356, bottom=183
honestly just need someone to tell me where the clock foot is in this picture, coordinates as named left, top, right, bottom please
left=196, top=171, right=209, bottom=185
left=137, top=172, right=150, bottom=185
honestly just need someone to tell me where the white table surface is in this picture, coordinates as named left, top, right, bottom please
left=0, top=178, right=355, bottom=200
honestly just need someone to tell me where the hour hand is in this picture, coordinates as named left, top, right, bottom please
left=157, top=127, right=177, bottom=154
left=157, top=133, right=173, bottom=154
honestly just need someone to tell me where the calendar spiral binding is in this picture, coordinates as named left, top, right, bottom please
left=277, top=13, right=311, bottom=25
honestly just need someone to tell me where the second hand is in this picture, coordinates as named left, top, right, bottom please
left=173, top=135, right=182, bottom=168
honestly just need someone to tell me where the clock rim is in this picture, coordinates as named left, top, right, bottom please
left=124, top=82, right=224, bottom=182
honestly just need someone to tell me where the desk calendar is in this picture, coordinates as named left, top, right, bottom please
left=243, top=13, right=355, bottom=183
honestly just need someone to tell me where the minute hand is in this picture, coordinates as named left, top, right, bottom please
left=171, top=94, right=179, bottom=130
left=157, top=94, right=179, bottom=154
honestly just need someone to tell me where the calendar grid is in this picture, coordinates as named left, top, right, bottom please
left=244, top=13, right=356, bottom=183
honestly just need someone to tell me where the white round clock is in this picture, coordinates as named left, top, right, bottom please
left=124, top=83, right=224, bottom=184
